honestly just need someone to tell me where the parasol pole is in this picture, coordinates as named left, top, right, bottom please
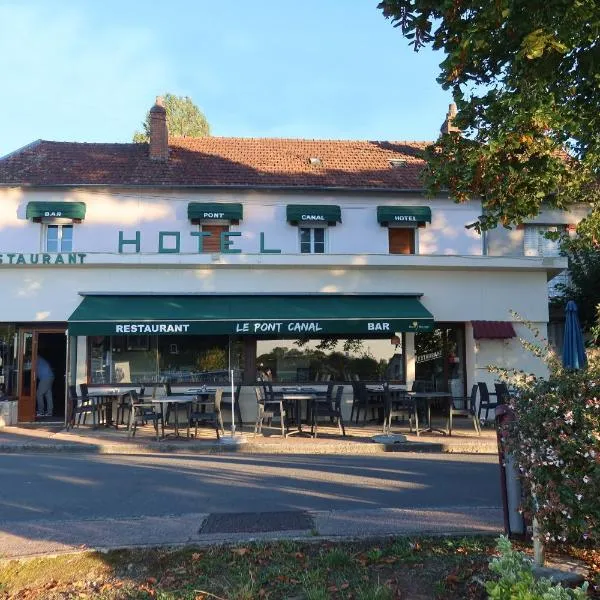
left=230, top=369, right=235, bottom=436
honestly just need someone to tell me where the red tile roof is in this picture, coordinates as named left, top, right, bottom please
left=0, top=137, right=429, bottom=189
left=472, top=321, right=516, bottom=340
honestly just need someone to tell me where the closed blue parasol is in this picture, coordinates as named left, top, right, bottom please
left=562, top=300, right=587, bottom=370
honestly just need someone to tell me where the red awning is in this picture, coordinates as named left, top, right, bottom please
left=471, top=321, right=516, bottom=340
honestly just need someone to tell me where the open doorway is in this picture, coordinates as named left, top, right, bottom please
left=36, top=332, right=67, bottom=422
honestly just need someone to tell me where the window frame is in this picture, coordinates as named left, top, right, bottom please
left=387, top=224, right=418, bottom=255
left=298, top=225, right=328, bottom=254
left=523, top=224, right=564, bottom=257
left=43, top=223, right=73, bottom=253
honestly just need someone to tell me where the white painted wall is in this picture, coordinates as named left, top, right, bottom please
left=0, top=263, right=550, bottom=324
left=0, top=188, right=484, bottom=256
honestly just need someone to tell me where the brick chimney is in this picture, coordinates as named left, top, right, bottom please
left=440, top=102, right=460, bottom=135
left=149, top=96, right=168, bottom=161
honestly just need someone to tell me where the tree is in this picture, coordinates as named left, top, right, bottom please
left=133, top=94, right=210, bottom=142
left=378, top=1, right=600, bottom=232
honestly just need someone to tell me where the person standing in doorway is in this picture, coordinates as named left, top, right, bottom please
left=36, top=354, right=54, bottom=417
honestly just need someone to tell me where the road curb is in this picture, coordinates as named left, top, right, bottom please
left=0, top=439, right=497, bottom=455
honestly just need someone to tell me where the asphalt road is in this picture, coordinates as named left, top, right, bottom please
left=0, top=453, right=504, bottom=556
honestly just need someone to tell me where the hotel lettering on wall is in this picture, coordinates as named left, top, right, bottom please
left=118, top=230, right=282, bottom=254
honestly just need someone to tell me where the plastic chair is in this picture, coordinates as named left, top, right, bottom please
left=467, top=384, right=481, bottom=435
left=189, top=388, right=224, bottom=439
left=477, top=382, right=499, bottom=424
left=127, top=390, right=164, bottom=440
left=311, top=385, right=346, bottom=438
left=66, top=385, right=97, bottom=430
left=382, top=384, right=414, bottom=435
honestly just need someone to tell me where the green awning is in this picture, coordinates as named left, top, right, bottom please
left=377, top=206, right=432, bottom=225
left=286, top=205, right=341, bottom=225
left=68, top=294, right=434, bottom=336
left=26, top=202, right=86, bottom=220
left=187, top=203, right=243, bottom=222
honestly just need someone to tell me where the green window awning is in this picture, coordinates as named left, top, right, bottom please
left=68, top=294, right=434, bottom=336
left=187, top=203, right=243, bottom=222
left=26, top=202, right=86, bottom=221
left=286, top=205, right=341, bottom=225
left=377, top=206, right=432, bottom=225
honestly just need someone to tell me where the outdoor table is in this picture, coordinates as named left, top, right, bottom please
left=406, top=391, right=453, bottom=436
left=87, top=388, right=135, bottom=429
left=278, top=387, right=318, bottom=436
left=151, top=395, right=195, bottom=439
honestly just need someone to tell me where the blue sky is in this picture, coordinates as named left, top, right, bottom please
left=0, top=1, right=450, bottom=157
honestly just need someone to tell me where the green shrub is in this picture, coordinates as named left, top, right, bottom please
left=486, top=537, right=588, bottom=599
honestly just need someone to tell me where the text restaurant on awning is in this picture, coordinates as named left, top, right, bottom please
left=68, top=294, right=434, bottom=337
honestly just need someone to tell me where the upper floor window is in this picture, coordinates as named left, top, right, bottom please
left=300, top=227, right=326, bottom=254
left=524, top=225, right=564, bottom=257
left=388, top=227, right=416, bottom=255
left=45, top=224, right=73, bottom=252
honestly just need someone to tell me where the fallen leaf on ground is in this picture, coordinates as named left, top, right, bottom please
left=232, top=547, right=250, bottom=556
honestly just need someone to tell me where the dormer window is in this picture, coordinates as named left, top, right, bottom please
left=308, top=157, right=322, bottom=166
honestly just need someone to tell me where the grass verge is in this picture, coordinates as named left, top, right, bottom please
left=0, top=536, right=598, bottom=599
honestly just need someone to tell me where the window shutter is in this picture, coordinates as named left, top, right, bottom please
left=202, top=224, right=229, bottom=253
left=388, top=228, right=415, bottom=255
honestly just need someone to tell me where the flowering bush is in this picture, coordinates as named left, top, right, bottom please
left=493, top=325, right=600, bottom=545
left=486, top=536, right=588, bottom=599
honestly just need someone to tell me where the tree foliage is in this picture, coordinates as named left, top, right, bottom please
left=378, top=0, right=600, bottom=232
left=133, top=94, right=210, bottom=143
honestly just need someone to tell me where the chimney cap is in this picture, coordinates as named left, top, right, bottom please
left=150, top=96, right=166, bottom=114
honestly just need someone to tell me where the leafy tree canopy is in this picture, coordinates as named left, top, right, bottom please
left=379, top=0, right=600, bottom=232
left=133, top=94, right=210, bottom=143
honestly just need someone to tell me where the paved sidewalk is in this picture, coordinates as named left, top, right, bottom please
left=0, top=506, right=503, bottom=559
left=0, top=419, right=498, bottom=455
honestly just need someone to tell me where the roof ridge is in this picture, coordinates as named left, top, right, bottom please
left=0, top=139, right=42, bottom=161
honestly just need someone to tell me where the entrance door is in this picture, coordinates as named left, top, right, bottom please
left=17, top=328, right=67, bottom=423
left=17, top=330, right=37, bottom=422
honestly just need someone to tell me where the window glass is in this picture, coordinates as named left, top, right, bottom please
left=313, top=228, right=325, bottom=253
left=46, top=226, right=59, bottom=253
left=60, top=225, right=73, bottom=251
left=0, top=325, right=17, bottom=397
left=88, top=335, right=237, bottom=384
left=300, top=228, right=312, bottom=253
left=256, top=337, right=404, bottom=383
left=524, top=225, right=562, bottom=257
left=415, top=324, right=465, bottom=398
left=157, top=335, right=230, bottom=383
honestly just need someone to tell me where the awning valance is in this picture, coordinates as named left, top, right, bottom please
left=26, top=202, right=86, bottom=221
left=68, top=294, right=434, bottom=336
left=472, top=321, right=516, bottom=340
left=377, top=206, right=431, bottom=225
left=187, top=203, right=243, bottom=223
left=286, top=205, right=341, bottom=225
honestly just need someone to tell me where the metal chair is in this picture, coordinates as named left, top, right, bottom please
left=350, top=381, right=384, bottom=424
left=253, top=385, right=287, bottom=437
left=189, top=388, right=224, bottom=439
left=311, top=385, right=346, bottom=438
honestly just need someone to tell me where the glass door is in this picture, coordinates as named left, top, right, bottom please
left=17, top=330, right=37, bottom=422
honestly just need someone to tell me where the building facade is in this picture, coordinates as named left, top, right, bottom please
left=0, top=101, right=575, bottom=424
